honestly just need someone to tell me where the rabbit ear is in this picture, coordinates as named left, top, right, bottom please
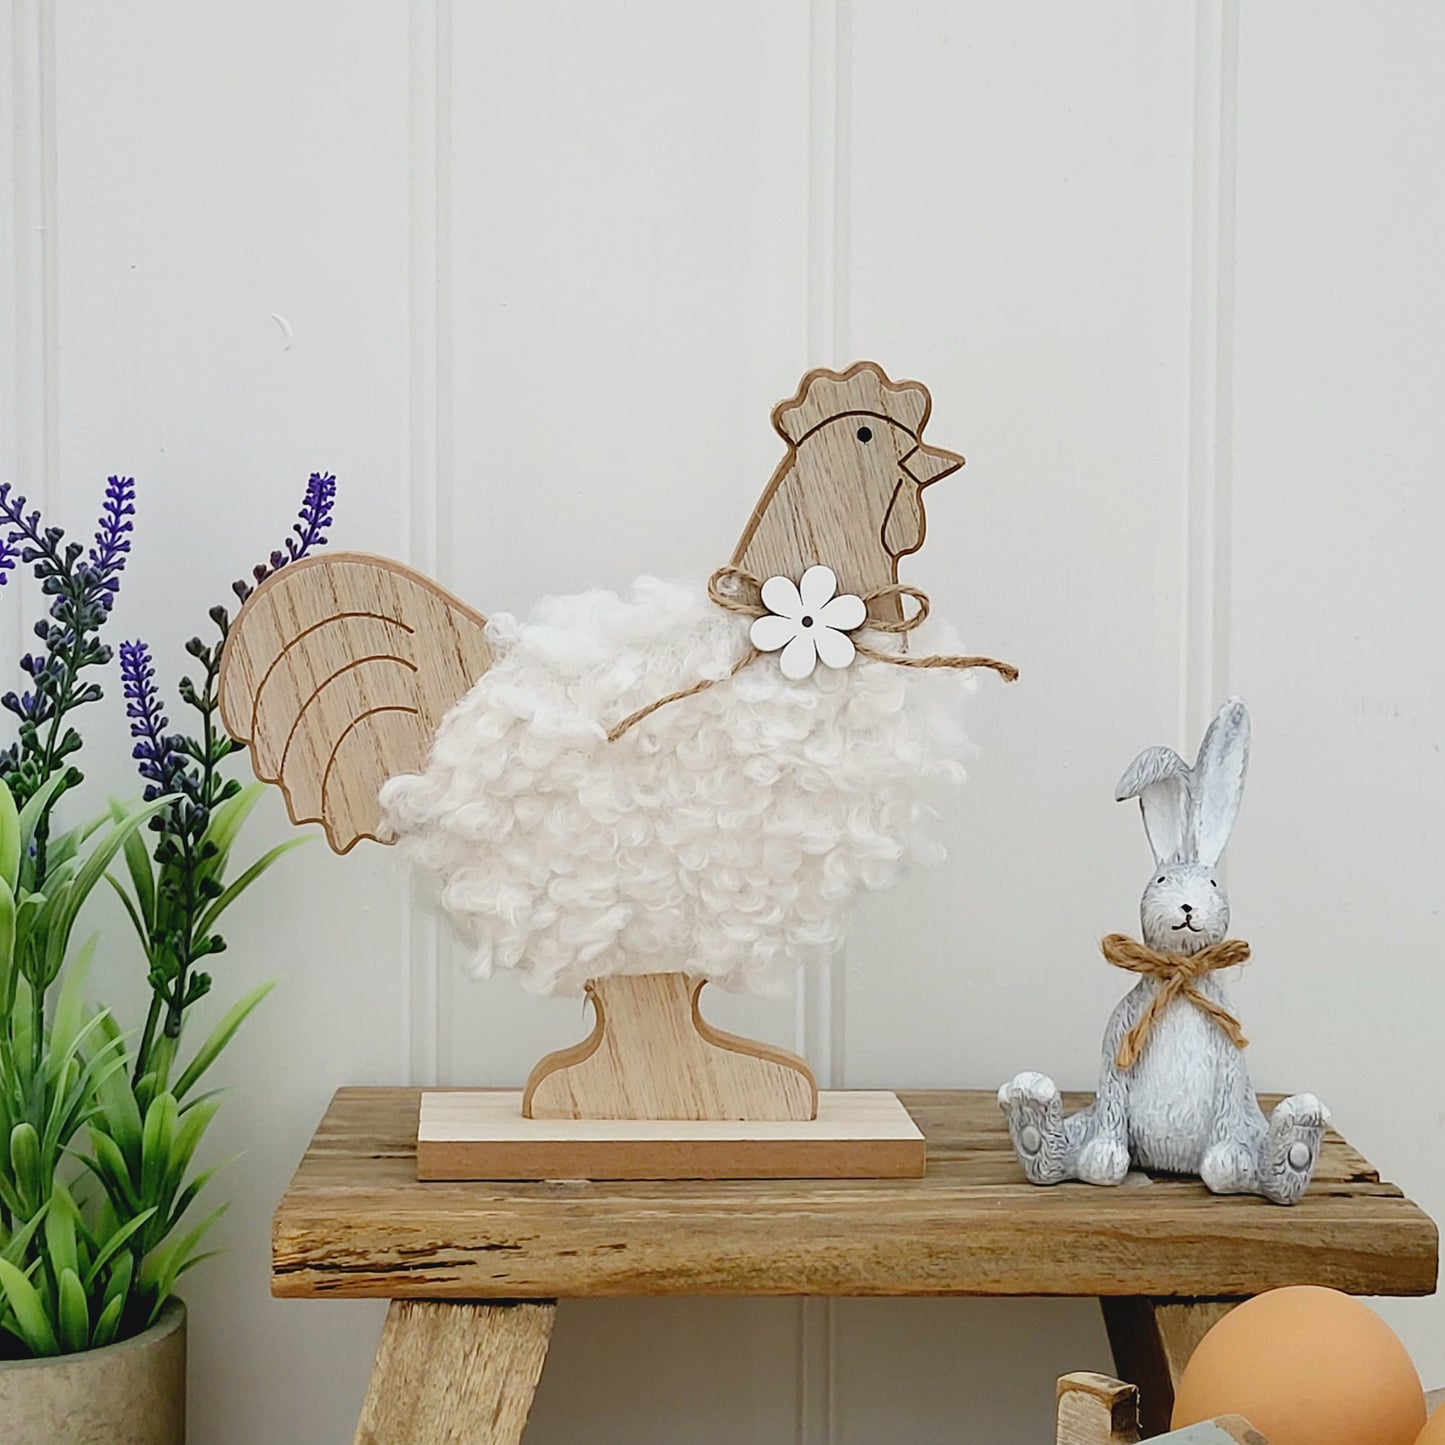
left=1116, top=746, right=1192, bottom=866
left=1190, top=697, right=1251, bottom=867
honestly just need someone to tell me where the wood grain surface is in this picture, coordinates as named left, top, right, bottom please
left=272, top=1090, right=1438, bottom=1302
left=218, top=552, right=491, bottom=854
left=417, top=1089, right=923, bottom=1181
left=522, top=973, right=816, bottom=1122
left=1056, top=1372, right=1143, bottom=1444
left=353, top=1300, right=554, bottom=1445
left=732, top=361, right=963, bottom=622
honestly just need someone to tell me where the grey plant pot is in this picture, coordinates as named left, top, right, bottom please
left=0, top=1298, right=185, bottom=1445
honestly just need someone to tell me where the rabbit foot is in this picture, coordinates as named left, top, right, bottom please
left=1257, top=1093, right=1329, bottom=1204
left=1201, top=1140, right=1257, bottom=1195
left=1076, top=1134, right=1129, bottom=1186
left=998, top=1072, right=1072, bottom=1185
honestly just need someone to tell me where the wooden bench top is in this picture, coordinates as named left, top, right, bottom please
left=272, top=1088, right=1438, bottom=1302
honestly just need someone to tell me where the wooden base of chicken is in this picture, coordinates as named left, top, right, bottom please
left=522, top=972, right=818, bottom=1122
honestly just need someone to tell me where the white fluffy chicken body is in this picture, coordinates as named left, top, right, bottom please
left=379, top=575, right=973, bottom=996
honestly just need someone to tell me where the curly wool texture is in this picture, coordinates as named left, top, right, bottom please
left=379, top=576, right=975, bottom=996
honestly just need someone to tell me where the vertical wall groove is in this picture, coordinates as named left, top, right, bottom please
left=797, top=3, right=850, bottom=1441
left=1, top=1, right=58, bottom=664
left=1183, top=1, right=1240, bottom=746
left=404, top=0, right=451, bottom=1087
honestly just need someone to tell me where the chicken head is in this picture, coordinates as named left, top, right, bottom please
left=731, top=361, right=963, bottom=610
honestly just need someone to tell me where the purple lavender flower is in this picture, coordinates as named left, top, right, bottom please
left=0, top=478, right=134, bottom=619
left=0, top=478, right=136, bottom=804
left=232, top=471, right=337, bottom=603
left=0, top=484, right=39, bottom=586
left=290, top=471, right=336, bottom=559
left=86, top=475, right=136, bottom=615
left=119, top=639, right=187, bottom=799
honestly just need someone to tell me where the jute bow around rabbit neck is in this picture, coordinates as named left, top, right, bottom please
left=1102, top=932, right=1250, bottom=1072
left=606, top=566, right=1018, bottom=742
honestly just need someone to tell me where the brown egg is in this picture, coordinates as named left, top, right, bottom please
left=1172, top=1286, right=1425, bottom=1445
left=1415, top=1405, right=1445, bottom=1445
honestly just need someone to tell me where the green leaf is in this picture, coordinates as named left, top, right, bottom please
left=56, top=1268, right=88, bottom=1353
left=173, top=1248, right=222, bottom=1280
left=195, top=837, right=308, bottom=938
left=140, top=1093, right=179, bottom=1205
left=90, top=1290, right=125, bottom=1349
left=0, top=880, right=15, bottom=999
left=166, top=1158, right=235, bottom=1232
left=0, top=781, right=20, bottom=891
left=138, top=1202, right=227, bottom=1322
left=43, top=1184, right=80, bottom=1282
left=46, top=797, right=173, bottom=976
left=0, top=1171, right=25, bottom=1225
left=103, top=874, right=149, bottom=949
left=83, top=1130, right=142, bottom=1216
left=163, top=1095, right=222, bottom=1202
left=16, top=772, right=67, bottom=852
left=0, top=1256, right=59, bottom=1356
left=171, top=979, right=276, bottom=1102
left=48, top=934, right=97, bottom=1068
left=102, top=1247, right=133, bottom=1311
left=35, top=854, right=78, bottom=896
left=89, top=1012, right=144, bottom=1152
left=9, top=1123, right=41, bottom=1202
left=112, top=798, right=156, bottom=933
left=13, top=891, right=47, bottom=959
left=82, top=1207, right=157, bottom=1293
left=42, top=827, right=81, bottom=876
left=0, top=1199, right=51, bottom=1267
left=197, top=784, right=267, bottom=876
left=41, top=1012, right=126, bottom=1162
left=139, top=1034, right=175, bottom=1103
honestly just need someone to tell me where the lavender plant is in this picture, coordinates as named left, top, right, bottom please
left=0, top=472, right=336, bottom=1358
left=114, top=472, right=335, bottom=1086
left=0, top=478, right=134, bottom=813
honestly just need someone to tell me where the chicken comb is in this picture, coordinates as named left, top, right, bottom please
left=772, top=359, right=931, bottom=443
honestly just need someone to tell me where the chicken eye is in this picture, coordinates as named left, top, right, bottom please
left=1157, top=877, right=1165, bottom=884
left=1211, top=878, right=1218, bottom=887
left=856, top=426, right=872, bottom=443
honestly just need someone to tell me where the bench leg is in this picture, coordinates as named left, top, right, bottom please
left=354, top=1300, right=557, bottom=1445
left=1100, top=1298, right=1240, bottom=1438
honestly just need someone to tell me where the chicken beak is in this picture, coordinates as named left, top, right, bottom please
left=899, top=441, right=964, bottom=486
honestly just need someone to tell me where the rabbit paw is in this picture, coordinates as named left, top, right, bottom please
left=1076, top=1135, right=1130, bottom=1187
left=998, top=1072, right=1071, bottom=1185
left=1201, top=1140, right=1257, bottom=1196
left=1258, top=1093, right=1330, bottom=1205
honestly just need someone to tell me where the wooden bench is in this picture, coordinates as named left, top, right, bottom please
left=273, top=1089, right=1437, bottom=1443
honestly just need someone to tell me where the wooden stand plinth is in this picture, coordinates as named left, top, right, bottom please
left=522, top=972, right=817, bottom=1122
left=417, top=1089, right=924, bottom=1181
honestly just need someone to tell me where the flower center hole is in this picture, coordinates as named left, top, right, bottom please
left=801, top=616, right=814, bottom=627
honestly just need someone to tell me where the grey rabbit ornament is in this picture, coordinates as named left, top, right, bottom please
left=998, top=698, right=1329, bottom=1204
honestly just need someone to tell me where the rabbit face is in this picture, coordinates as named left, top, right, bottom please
left=1140, top=862, right=1229, bottom=954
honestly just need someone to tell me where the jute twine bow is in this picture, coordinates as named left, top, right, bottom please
left=1102, top=932, right=1251, bottom=1072
left=606, top=565, right=1019, bottom=743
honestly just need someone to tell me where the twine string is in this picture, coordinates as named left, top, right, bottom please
left=1102, top=932, right=1251, bottom=1072
left=606, top=565, right=1018, bottom=742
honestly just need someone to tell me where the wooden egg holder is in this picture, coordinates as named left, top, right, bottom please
left=220, top=363, right=957, bottom=1181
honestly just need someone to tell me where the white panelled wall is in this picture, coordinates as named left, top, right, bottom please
left=2, top=2, right=1443, bottom=1441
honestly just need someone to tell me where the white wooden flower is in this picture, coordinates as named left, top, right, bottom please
left=749, top=565, right=867, bottom=680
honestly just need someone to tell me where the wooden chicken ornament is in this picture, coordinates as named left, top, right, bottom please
left=220, top=362, right=1012, bottom=1179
